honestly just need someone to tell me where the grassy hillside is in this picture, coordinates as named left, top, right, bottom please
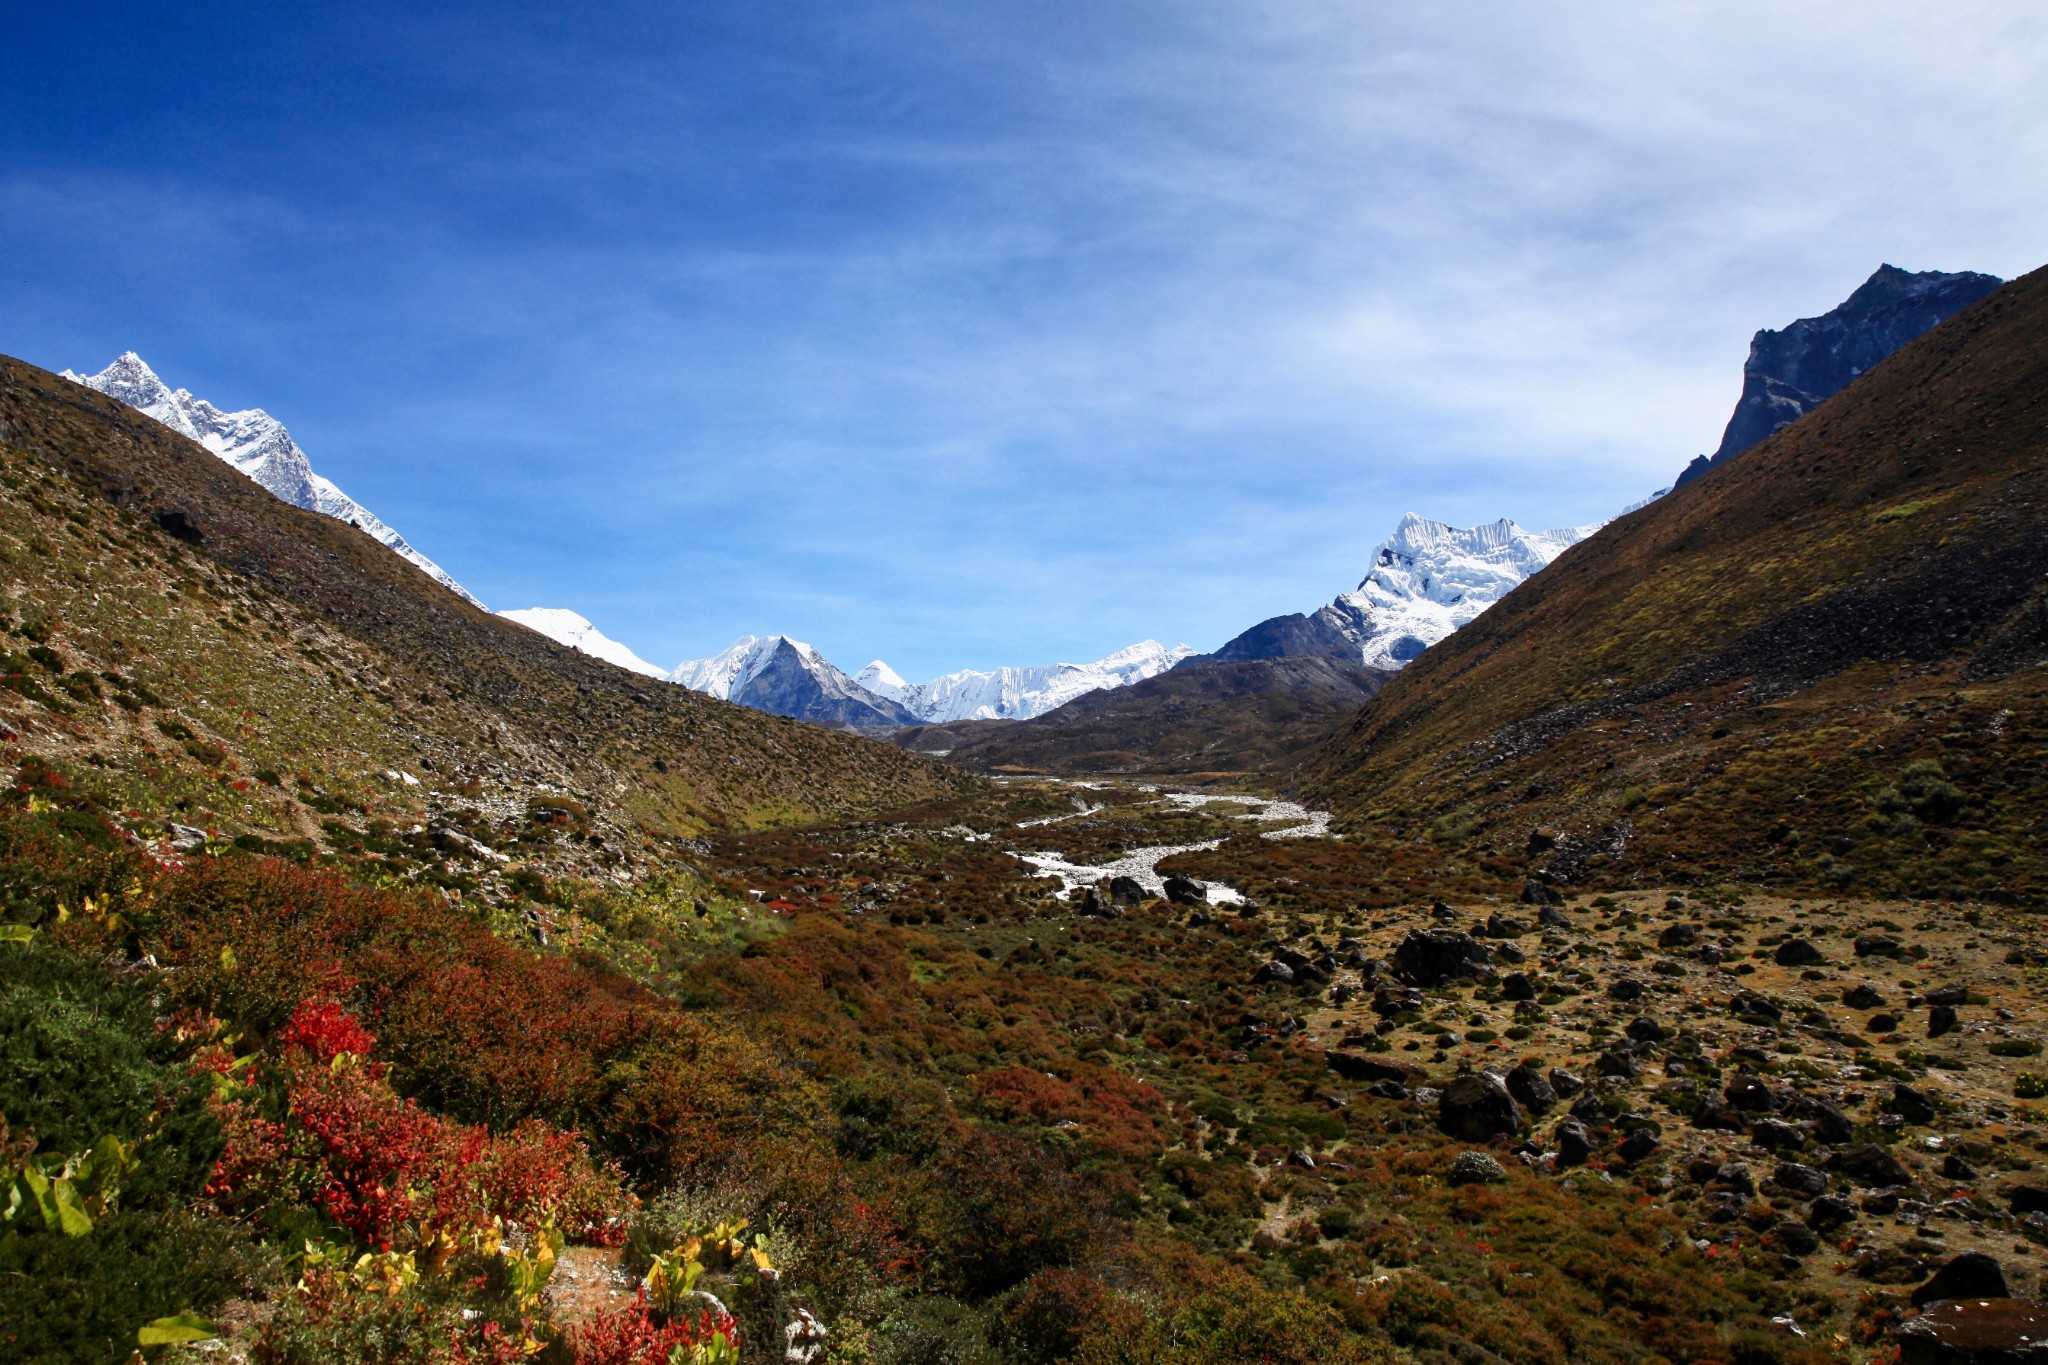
left=1295, top=266, right=2048, bottom=908
left=0, top=354, right=973, bottom=867
left=896, top=658, right=1393, bottom=780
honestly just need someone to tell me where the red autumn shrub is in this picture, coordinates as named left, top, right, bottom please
left=564, top=1290, right=738, bottom=1365
left=205, top=999, right=630, bottom=1247
left=151, top=854, right=818, bottom=1182
left=278, top=997, right=378, bottom=1061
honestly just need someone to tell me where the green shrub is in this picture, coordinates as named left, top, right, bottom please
left=0, top=941, right=221, bottom=1208
left=0, top=1209, right=269, bottom=1365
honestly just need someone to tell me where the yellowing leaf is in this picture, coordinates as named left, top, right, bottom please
left=137, top=1313, right=219, bottom=1346
left=0, top=924, right=32, bottom=943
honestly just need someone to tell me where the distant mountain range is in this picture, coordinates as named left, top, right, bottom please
left=856, top=641, right=1195, bottom=722
left=1672, top=264, right=2002, bottom=488
left=73, top=262, right=2000, bottom=742
left=63, top=353, right=485, bottom=608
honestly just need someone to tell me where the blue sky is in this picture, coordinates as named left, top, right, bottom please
left=6, top=3, right=2047, bottom=679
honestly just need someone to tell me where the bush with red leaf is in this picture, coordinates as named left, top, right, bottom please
left=564, top=1290, right=738, bottom=1365
left=205, top=999, right=631, bottom=1248
left=278, top=997, right=378, bottom=1061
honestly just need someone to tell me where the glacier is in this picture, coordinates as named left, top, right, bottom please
left=856, top=639, right=1195, bottom=723
left=63, top=353, right=485, bottom=609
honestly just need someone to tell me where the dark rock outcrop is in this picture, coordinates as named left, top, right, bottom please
left=1391, top=929, right=1492, bottom=986
left=1911, top=1251, right=2009, bottom=1308
left=1438, top=1072, right=1525, bottom=1142
left=1676, top=265, right=2004, bottom=489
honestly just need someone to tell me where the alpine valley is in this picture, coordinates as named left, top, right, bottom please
left=6, top=256, right=2048, bottom=1365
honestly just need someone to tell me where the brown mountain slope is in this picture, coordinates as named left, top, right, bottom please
left=0, top=354, right=973, bottom=851
left=895, top=656, right=1392, bottom=777
left=1294, top=265, right=2048, bottom=906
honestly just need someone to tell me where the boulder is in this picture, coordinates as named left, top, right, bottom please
left=1372, top=985, right=1425, bottom=1016
left=1520, top=879, right=1561, bottom=906
left=1774, top=1162, right=1828, bottom=1197
left=1830, top=1143, right=1912, bottom=1187
left=1626, top=1015, right=1671, bottom=1043
left=1501, top=972, right=1537, bottom=1001
left=1924, top=984, right=1970, bottom=1007
left=1714, top=1162, right=1756, bottom=1195
left=1869, top=1013, right=1902, bottom=1034
left=1485, top=912, right=1531, bottom=938
left=1616, top=1128, right=1660, bottom=1164
left=1392, top=929, right=1493, bottom=987
left=1554, top=1116, right=1596, bottom=1167
left=1929, top=1005, right=1959, bottom=1038
left=1162, top=876, right=1209, bottom=906
left=1505, top=1064, right=1556, bottom=1115
left=1437, top=1071, right=1525, bottom=1142
left=1844, top=982, right=1886, bottom=1009
left=1787, top=1094, right=1856, bottom=1144
left=1659, top=923, right=1699, bottom=948
left=2010, top=1186, right=2048, bottom=1216
left=1252, top=960, right=1295, bottom=986
left=1724, top=1074, right=1778, bottom=1112
left=1594, top=1047, right=1638, bottom=1079
left=1808, top=1194, right=1856, bottom=1231
left=1607, top=977, right=1645, bottom=1002
left=1537, top=904, right=1572, bottom=928
left=1750, top=1118, right=1805, bottom=1150
left=1548, top=1067, right=1585, bottom=1098
left=1887, top=1084, right=1938, bottom=1125
left=1729, top=990, right=1784, bottom=1020
left=1894, top=1298, right=2048, bottom=1365
left=1775, top=937, right=1826, bottom=966
left=1769, top=1219, right=1820, bottom=1256
left=1910, top=1251, right=2009, bottom=1308
left=1855, top=933, right=1902, bottom=958
left=1108, top=875, right=1146, bottom=906
left=1327, top=1052, right=1416, bottom=1085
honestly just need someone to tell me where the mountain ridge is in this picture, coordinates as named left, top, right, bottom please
left=63, top=352, right=485, bottom=608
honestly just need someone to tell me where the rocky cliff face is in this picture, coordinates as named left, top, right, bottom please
left=1675, top=265, right=2003, bottom=487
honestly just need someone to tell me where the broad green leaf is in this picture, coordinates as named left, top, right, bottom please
left=0, top=924, right=32, bottom=943
left=49, top=1175, right=93, bottom=1236
left=138, top=1313, right=219, bottom=1345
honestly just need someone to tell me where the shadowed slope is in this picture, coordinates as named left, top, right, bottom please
left=1296, top=266, right=2048, bottom=904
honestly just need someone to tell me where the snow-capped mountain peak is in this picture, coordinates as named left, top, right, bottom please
left=63, top=353, right=485, bottom=609
left=498, top=608, right=666, bottom=677
left=670, top=636, right=918, bottom=733
left=1333, top=514, right=1599, bottom=667
left=857, top=639, right=1195, bottom=723
left=856, top=659, right=911, bottom=700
